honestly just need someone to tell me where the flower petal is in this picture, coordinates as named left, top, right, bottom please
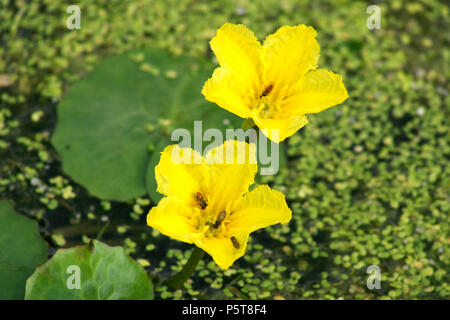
left=252, top=113, right=309, bottom=143
left=210, top=23, right=264, bottom=93
left=205, top=140, right=257, bottom=213
left=155, top=145, right=209, bottom=204
left=283, top=69, right=349, bottom=116
left=195, top=232, right=249, bottom=270
left=202, top=23, right=264, bottom=118
left=263, top=25, right=320, bottom=99
left=202, top=67, right=253, bottom=118
left=147, top=197, right=202, bottom=244
left=228, top=185, right=292, bottom=233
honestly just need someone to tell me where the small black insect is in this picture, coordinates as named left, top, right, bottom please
left=213, top=211, right=226, bottom=229
left=195, top=192, right=207, bottom=209
left=230, top=236, right=240, bottom=249
left=261, top=84, right=273, bottom=97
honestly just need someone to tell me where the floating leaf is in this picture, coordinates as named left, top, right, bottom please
left=25, top=240, right=153, bottom=300
left=146, top=139, right=167, bottom=203
left=0, top=201, right=47, bottom=300
left=52, top=48, right=240, bottom=201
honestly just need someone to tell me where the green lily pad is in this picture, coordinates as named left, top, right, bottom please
left=52, top=48, right=240, bottom=201
left=0, top=201, right=48, bottom=300
left=146, top=139, right=167, bottom=204
left=25, top=240, right=153, bottom=300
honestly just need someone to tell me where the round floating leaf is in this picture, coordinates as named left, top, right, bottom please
left=0, top=201, right=48, bottom=300
left=146, top=139, right=167, bottom=204
left=25, top=240, right=153, bottom=300
left=52, top=48, right=240, bottom=201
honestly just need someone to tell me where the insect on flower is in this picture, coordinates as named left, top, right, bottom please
left=202, top=23, right=349, bottom=143
left=213, top=211, right=226, bottom=229
left=146, top=141, right=292, bottom=270
left=261, top=84, right=273, bottom=97
left=230, top=236, right=240, bottom=249
left=195, top=192, right=208, bottom=209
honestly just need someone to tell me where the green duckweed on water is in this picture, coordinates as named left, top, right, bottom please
left=0, top=0, right=449, bottom=299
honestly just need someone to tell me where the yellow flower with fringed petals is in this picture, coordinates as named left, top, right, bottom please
left=147, top=140, right=291, bottom=270
left=202, top=23, right=349, bottom=143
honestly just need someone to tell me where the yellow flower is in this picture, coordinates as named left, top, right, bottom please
left=147, top=140, right=292, bottom=270
left=202, top=23, right=349, bottom=143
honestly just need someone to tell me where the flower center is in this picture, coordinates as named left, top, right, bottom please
left=194, top=192, right=232, bottom=238
left=203, top=209, right=230, bottom=238
left=254, top=84, right=287, bottom=119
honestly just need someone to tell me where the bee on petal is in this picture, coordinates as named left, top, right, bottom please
left=230, top=236, right=240, bottom=249
left=195, top=192, right=207, bottom=209
left=213, top=211, right=226, bottom=229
